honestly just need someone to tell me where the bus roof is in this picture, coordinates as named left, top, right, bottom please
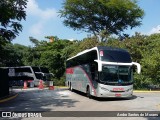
left=67, top=46, right=128, bottom=61
left=1, top=66, right=50, bottom=73
left=1, top=66, right=34, bottom=68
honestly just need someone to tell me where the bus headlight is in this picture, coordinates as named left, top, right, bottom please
left=100, top=87, right=109, bottom=91
left=126, top=88, right=133, bottom=92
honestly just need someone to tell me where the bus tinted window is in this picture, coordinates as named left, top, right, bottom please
left=32, top=67, right=40, bottom=72
left=15, top=68, right=32, bottom=73
left=40, top=67, right=49, bottom=73
left=100, top=50, right=132, bottom=63
left=67, top=50, right=97, bottom=68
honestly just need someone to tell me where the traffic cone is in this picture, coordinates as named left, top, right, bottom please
left=23, top=81, right=28, bottom=89
left=49, top=86, right=54, bottom=90
left=49, top=81, right=54, bottom=90
left=38, top=80, right=44, bottom=89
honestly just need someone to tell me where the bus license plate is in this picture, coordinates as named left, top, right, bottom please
left=115, top=93, right=121, bottom=97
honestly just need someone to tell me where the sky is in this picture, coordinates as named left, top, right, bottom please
left=12, top=0, right=160, bottom=46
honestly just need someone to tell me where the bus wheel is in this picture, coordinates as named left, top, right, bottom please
left=68, top=82, right=70, bottom=90
left=69, top=83, right=73, bottom=92
left=86, top=86, right=92, bottom=99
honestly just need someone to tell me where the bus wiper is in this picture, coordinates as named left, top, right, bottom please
left=103, top=81, right=108, bottom=85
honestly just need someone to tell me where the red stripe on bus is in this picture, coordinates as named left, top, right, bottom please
left=77, top=66, right=97, bottom=96
left=66, top=68, right=74, bottom=74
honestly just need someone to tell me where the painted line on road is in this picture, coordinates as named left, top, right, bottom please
left=0, top=93, right=18, bottom=103
left=133, top=91, right=160, bottom=93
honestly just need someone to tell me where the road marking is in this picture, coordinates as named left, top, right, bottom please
left=0, top=93, right=18, bottom=103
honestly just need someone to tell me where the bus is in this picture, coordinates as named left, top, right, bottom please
left=66, top=46, right=141, bottom=98
left=33, top=67, right=54, bottom=85
left=7, top=66, right=53, bottom=86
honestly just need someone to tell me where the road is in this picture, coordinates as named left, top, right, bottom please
left=0, top=88, right=160, bottom=120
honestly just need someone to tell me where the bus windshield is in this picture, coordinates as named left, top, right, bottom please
left=100, top=65, right=133, bottom=84
left=43, top=74, right=54, bottom=81
left=35, top=73, right=43, bottom=79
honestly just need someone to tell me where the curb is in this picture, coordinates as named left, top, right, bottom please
left=55, top=86, right=68, bottom=89
left=0, top=93, right=18, bottom=103
left=133, top=91, right=160, bottom=93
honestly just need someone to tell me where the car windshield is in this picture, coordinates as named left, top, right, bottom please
left=100, top=65, right=133, bottom=84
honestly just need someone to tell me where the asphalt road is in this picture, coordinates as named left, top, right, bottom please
left=0, top=88, right=160, bottom=120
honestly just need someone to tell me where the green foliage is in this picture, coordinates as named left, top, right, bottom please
left=20, top=37, right=73, bottom=85
left=0, top=42, right=26, bottom=67
left=0, top=0, right=27, bottom=66
left=2, top=33, right=160, bottom=88
left=59, top=0, right=144, bottom=41
left=2, top=0, right=159, bottom=89
left=0, top=0, right=27, bottom=41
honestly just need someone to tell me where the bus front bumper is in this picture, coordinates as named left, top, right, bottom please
left=96, top=84, right=133, bottom=98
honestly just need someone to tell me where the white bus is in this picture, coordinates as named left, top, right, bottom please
left=7, top=66, right=53, bottom=86
left=66, top=46, right=141, bottom=98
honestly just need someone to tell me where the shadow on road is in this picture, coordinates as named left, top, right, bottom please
left=94, top=95, right=137, bottom=101
left=0, top=88, right=79, bottom=119
left=72, top=89, right=138, bottom=101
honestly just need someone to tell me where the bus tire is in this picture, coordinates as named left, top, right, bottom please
left=86, top=86, right=92, bottom=99
left=68, top=82, right=70, bottom=90
left=69, top=82, right=73, bottom=92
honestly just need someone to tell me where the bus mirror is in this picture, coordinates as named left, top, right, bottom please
left=94, top=60, right=102, bottom=72
left=132, top=62, right=141, bottom=74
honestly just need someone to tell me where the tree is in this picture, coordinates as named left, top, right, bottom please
left=13, top=43, right=30, bottom=66
left=29, top=37, right=40, bottom=47
left=0, top=42, right=25, bottom=67
left=60, top=0, right=144, bottom=42
left=45, top=36, right=60, bottom=42
left=0, top=0, right=27, bottom=41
